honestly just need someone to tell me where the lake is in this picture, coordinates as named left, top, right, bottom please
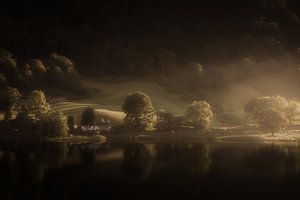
left=1, top=139, right=300, bottom=200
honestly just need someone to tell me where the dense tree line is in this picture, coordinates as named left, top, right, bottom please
left=0, top=0, right=300, bottom=78
left=0, top=49, right=85, bottom=95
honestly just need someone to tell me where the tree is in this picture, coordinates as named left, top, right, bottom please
left=0, top=49, right=17, bottom=79
left=245, top=95, right=299, bottom=135
left=27, top=90, right=51, bottom=119
left=24, top=59, right=47, bottom=85
left=38, top=110, right=68, bottom=137
left=81, top=107, right=96, bottom=126
left=185, top=101, right=213, bottom=129
left=122, top=92, right=156, bottom=130
left=0, top=87, right=21, bottom=120
left=47, top=53, right=74, bottom=73
left=67, top=115, right=76, bottom=132
left=16, top=90, right=68, bottom=137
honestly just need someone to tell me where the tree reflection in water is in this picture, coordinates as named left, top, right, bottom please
left=122, top=143, right=156, bottom=181
left=156, top=143, right=212, bottom=176
left=1, top=142, right=300, bottom=200
left=245, top=144, right=300, bottom=178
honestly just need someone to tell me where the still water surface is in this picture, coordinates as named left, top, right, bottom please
left=1, top=140, right=300, bottom=200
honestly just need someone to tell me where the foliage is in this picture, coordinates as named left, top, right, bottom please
left=122, top=92, right=156, bottom=131
left=38, top=110, right=68, bottom=137
left=184, top=101, right=213, bottom=129
left=27, top=90, right=51, bottom=119
left=46, top=53, right=83, bottom=92
left=48, top=53, right=74, bottom=72
left=18, top=90, right=68, bottom=137
left=24, top=59, right=47, bottom=85
left=0, top=49, right=17, bottom=77
left=155, top=111, right=178, bottom=130
left=245, top=95, right=300, bottom=134
left=0, top=87, right=21, bottom=120
left=81, top=107, right=96, bottom=126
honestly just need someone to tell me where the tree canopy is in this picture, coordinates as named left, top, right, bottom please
left=122, top=92, right=156, bottom=130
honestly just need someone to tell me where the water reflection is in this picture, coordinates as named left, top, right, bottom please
left=1, top=142, right=300, bottom=199
left=245, top=144, right=300, bottom=177
left=122, top=143, right=156, bottom=181
left=156, top=144, right=211, bottom=175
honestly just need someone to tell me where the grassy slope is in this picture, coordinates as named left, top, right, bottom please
left=52, top=78, right=190, bottom=124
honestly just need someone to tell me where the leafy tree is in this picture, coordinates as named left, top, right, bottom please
left=47, top=53, right=74, bottom=72
left=122, top=92, right=156, bottom=130
left=0, top=87, right=21, bottom=120
left=81, top=107, right=96, bottom=126
left=27, top=90, right=51, bottom=119
left=65, top=66, right=81, bottom=91
left=185, top=101, right=213, bottom=129
left=245, top=95, right=300, bottom=135
left=24, top=59, right=47, bottom=85
left=39, top=110, right=68, bottom=137
left=18, top=90, right=68, bottom=137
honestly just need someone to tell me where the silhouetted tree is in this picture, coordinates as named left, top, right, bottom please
left=67, top=115, right=76, bottom=132
left=0, top=87, right=21, bottom=120
left=0, top=49, right=17, bottom=81
left=122, top=92, right=156, bottom=130
left=24, top=59, right=47, bottom=85
left=81, top=107, right=96, bottom=126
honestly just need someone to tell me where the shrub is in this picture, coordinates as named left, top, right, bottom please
left=184, top=100, right=213, bottom=129
left=122, top=92, right=156, bottom=131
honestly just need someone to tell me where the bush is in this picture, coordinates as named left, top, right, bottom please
left=122, top=92, right=156, bottom=131
left=184, top=101, right=213, bottom=129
